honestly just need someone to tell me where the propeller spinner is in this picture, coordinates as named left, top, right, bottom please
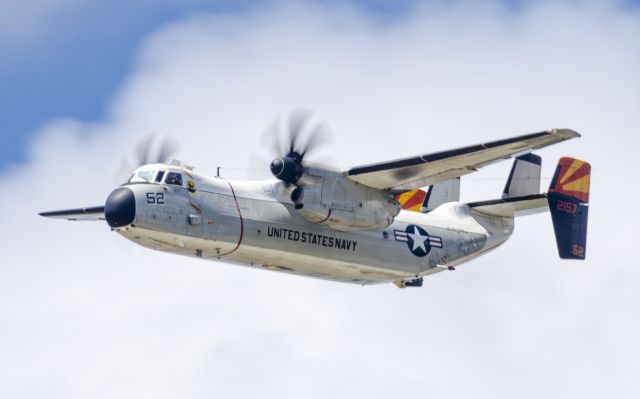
left=268, top=109, right=329, bottom=187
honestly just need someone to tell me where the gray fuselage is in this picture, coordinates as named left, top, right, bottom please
left=116, top=167, right=513, bottom=285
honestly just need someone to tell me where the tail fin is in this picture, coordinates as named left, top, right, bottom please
left=395, top=189, right=428, bottom=212
left=503, top=153, right=541, bottom=198
left=548, top=157, right=591, bottom=259
left=425, top=178, right=460, bottom=212
left=395, top=178, right=461, bottom=212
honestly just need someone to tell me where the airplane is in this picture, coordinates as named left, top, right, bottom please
left=40, top=111, right=591, bottom=288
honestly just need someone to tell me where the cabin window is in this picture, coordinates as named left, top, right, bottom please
left=165, top=171, right=183, bottom=186
left=129, top=170, right=155, bottom=183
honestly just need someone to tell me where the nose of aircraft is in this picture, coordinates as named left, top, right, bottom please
left=105, top=187, right=136, bottom=228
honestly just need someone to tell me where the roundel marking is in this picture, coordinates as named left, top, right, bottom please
left=393, top=224, right=443, bottom=258
left=405, top=224, right=431, bottom=257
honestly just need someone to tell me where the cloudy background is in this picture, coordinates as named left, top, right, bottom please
left=1, top=0, right=639, bottom=397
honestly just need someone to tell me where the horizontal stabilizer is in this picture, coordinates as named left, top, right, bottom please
left=39, top=206, right=105, bottom=221
left=468, top=194, right=549, bottom=217
left=548, top=157, right=590, bottom=259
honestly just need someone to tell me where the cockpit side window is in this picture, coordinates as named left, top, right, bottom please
left=165, top=171, right=183, bottom=186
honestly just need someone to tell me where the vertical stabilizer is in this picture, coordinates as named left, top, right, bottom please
left=395, top=178, right=460, bottom=213
left=424, top=178, right=460, bottom=212
left=503, top=153, right=541, bottom=199
left=395, top=189, right=427, bottom=212
left=547, top=157, right=591, bottom=259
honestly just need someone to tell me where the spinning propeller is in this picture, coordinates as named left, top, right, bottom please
left=114, top=134, right=180, bottom=183
left=268, top=109, right=330, bottom=187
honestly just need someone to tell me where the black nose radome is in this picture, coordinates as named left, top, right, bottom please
left=105, top=187, right=135, bottom=228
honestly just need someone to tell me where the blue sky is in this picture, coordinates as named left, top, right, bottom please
left=0, top=0, right=427, bottom=170
left=1, top=0, right=254, bottom=169
left=0, top=0, right=640, bottom=170
left=7, top=0, right=638, bottom=171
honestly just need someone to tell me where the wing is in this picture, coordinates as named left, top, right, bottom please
left=346, top=129, right=580, bottom=190
left=39, top=206, right=105, bottom=221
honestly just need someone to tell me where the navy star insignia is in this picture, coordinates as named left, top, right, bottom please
left=394, top=224, right=443, bottom=257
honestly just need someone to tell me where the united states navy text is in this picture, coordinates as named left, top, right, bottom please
left=267, top=227, right=358, bottom=251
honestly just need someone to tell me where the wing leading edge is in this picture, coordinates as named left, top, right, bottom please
left=39, top=206, right=105, bottom=221
left=346, top=129, right=580, bottom=190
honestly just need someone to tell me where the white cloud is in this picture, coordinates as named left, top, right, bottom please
left=1, top=1, right=639, bottom=398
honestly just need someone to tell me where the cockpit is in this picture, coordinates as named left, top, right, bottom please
left=128, top=167, right=184, bottom=187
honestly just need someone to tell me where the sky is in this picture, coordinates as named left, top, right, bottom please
left=1, top=1, right=640, bottom=398
left=0, top=0, right=420, bottom=169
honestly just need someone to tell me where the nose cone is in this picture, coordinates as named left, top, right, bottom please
left=105, top=187, right=136, bottom=228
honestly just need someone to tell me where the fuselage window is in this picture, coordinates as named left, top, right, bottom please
left=155, top=171, right=165, bottom=183
left=129, top=170, right=155, bottom=183
left=165, top=171, right=183, bottom=186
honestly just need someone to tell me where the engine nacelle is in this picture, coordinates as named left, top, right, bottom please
left=290, top=171, right=400, bottom=232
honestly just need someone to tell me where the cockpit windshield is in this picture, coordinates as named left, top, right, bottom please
left=127, top=168, right=184, bottom=186
left=128, top=170, right=156, bottom=183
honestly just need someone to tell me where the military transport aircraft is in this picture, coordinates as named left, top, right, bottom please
left=40, top=111, right=590, bottom=288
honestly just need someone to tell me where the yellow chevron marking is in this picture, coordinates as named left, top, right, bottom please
left=189, top=200, right=202, bottom=214
left=560, top=159, right=585, bottom=184
left=562, top=175, right=590, bottom=193
left=397, top=190, right=415, bottom=203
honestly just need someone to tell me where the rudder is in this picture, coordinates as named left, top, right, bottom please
left=548, top=157, right=591, bottom=259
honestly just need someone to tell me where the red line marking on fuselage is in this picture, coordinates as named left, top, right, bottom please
left=318, top=208, right=332, bottom=224
left=218, top=179, right=244, bottom=257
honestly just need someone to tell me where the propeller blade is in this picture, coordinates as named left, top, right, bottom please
left=300, top=120, right=331, bottom=158
left=287, top=108, right=313, bottom=155
left=156, top=136, right=180, bottom=164
left=113, top=134, right=181, bottom=184
left=262, top=120, right=283, bottom=158
left=133, top=133, right=155, bottom=167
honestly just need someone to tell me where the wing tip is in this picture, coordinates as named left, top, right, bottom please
left=549, top=128, right=581, bottom=139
